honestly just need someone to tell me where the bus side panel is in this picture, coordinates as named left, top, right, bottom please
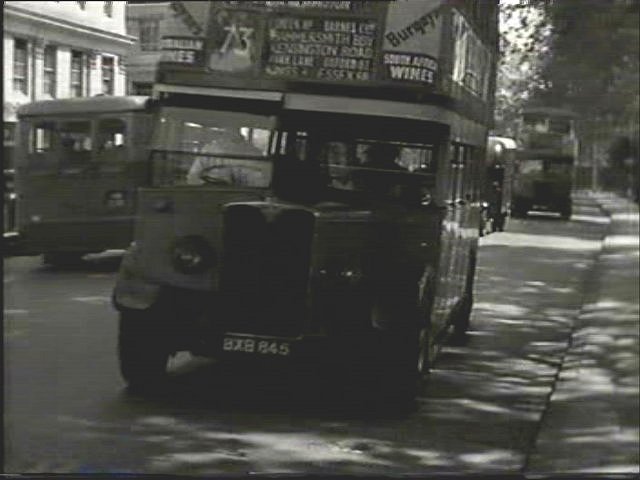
left=15, top=110, right=153, bottom=255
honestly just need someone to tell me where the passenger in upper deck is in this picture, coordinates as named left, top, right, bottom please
left=186, top=128, right=270, bottom=187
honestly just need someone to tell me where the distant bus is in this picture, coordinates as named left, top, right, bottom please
left=484, top=136, right=517, bottom=232
left=13, top=96, right=154, bottom=265
left=513, top=107, right=578, bottom=219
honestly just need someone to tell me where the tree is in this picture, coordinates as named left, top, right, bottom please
left=494, top=0, right=550, bottom=135
left=533, top=0, right=639, bottom=118
left=496, top=0, right=639, bottom=192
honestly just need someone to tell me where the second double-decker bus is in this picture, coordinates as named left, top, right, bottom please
left=13, top=96, right=155, bottom=265
left=112, top=0, right=499, bottom=407
left=512, top=106, right=578, bottom=219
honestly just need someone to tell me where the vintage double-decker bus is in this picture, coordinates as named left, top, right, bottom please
left=512, top=106, right=578, bottom=219
left=112, top=0, right=499, bottom=405
left=12, top=96, right=155, bottom=265
left=484, top=135, right=517, bottom=232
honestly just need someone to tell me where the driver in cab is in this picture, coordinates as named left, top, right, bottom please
left=186, top=128, right=270, bottom=187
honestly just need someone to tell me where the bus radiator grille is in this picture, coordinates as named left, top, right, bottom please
left=220, top=204, right=314, bottom=337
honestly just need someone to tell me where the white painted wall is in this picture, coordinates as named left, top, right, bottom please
left=3, top=1, right=135, bottom=122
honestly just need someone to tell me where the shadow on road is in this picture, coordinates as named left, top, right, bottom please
left=8, top=196, right=626, bottom=475
left=56, top=230, right=602, bottom=475
left=37, top=252, right=124, bottom=274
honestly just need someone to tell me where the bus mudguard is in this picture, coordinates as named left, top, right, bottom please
left=112, top=244, right=161, bottom=311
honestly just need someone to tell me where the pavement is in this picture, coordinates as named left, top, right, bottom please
left=525, top=192, right=640, bottom=476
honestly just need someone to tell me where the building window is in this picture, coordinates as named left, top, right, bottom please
left=13, top=38, right=28, bottom=95
left=70, top=50, right=85, bottom=97
left=77, top=1, right=86, bottom=10
left=104, top=1, right=113, bottom=17
left=102, top=56, right=114, bottom=95
left=43, top=45, right=57, bottom=97
left=139, top=18, right=160, bottom=51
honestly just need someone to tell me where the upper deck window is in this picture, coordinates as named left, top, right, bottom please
left=104, top=1, right=113, bottom=17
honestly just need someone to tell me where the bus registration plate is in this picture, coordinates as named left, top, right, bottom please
left=222, top=335, right=290, bottom=357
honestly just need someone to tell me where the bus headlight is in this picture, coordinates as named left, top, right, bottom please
left=170, top=235, right=216, bottom=274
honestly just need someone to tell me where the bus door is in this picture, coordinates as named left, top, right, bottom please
left=53, top=119, right=95, bottom=224
left=88, top=115, right=140, bottom=224
left=17, top=118, right=88, bottom=230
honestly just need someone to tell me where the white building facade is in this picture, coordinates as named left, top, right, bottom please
left=3, top=1, right=136, bottom=163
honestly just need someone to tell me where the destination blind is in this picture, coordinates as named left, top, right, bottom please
left=264, top=16, right=378, bottom=82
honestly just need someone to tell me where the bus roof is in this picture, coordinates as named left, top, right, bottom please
left=521, top=106, right=577, bottom=118
left=17, top=96, right=152, bottom=117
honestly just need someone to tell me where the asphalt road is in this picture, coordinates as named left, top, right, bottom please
left=3, top=196, right=609, bottom=475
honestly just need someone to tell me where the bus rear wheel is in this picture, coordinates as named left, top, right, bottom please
left=118, top=308, right=170, bottom=392
left=373, top=326, right=421, bottom=410
left=560, top=202, right=572, bottom=220
left=370, top=297, right=426, bottom=409
left=453, top=250, right=476, bottom=338
left=492, top=212, right=506, bottom=232
left=511, top=204, right=527, bottom=219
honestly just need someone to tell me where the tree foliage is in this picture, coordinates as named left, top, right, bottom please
left=494, top=0, right=551, bottom=135
left=534, top=0, right=640, bottom=121
left=496, top=0, right=639, bottom=139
